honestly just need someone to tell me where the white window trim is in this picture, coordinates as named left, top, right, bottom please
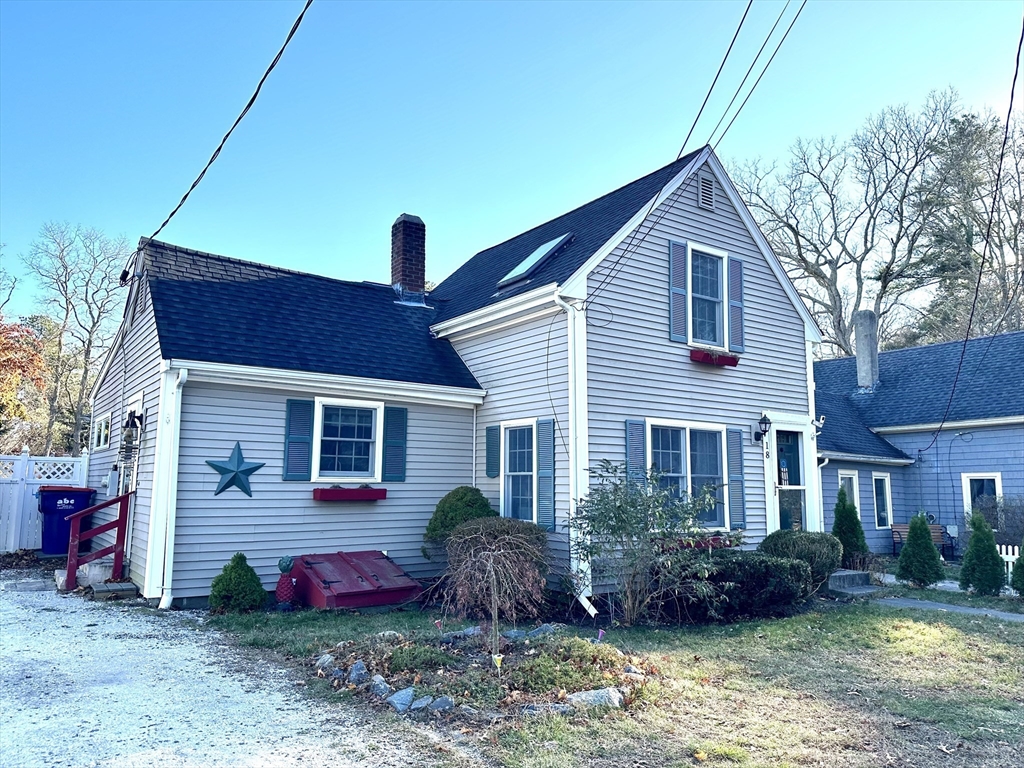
left=93, top=412, right=112, bottom=451
left=872, top=472, right=892, bottom=530
left=498, top=418, right=538, bottom=524
left=960, top=472, right=1003, bottom=515
left=311, top=397, right=385, bottom=483
left=122, top=391, right=145, bottom=493
left=686, top=241, right=730, bottom=352
left=645, top=418, right=730, bottom=531
left=837, top=469, right=861, bottom=521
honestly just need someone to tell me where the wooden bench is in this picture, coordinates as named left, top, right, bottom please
left=891, top=523, right=954, bottom=559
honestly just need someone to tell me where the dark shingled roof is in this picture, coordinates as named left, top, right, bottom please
left=141, top=239, right=481, bottom=390
left=431, top=149, right=704, bottom=323
left=814, top=331, right=1024, bottom=428
left=814, top=392, right=910, bottom=460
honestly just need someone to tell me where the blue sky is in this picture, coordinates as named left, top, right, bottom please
left=0, top=0, right=1019, bottom=320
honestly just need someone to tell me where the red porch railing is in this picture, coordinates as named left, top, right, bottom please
left=62, top=492, right=133, bottom=591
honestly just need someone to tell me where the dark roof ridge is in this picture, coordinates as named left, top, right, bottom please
left=876, top=329, right=1024, bottom=356
left=141, top=237, right=393, bottom=293
left=450, top=149, right=705, bottom=267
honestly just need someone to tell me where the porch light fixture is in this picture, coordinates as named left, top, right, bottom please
left=754, top=414, right=772, bottom=443
left=122, top=410, right=144, bottom=445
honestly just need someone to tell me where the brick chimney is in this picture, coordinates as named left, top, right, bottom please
left=391, top=213, right=425, bottom=297
left=853, top=309, right=879, bottom=390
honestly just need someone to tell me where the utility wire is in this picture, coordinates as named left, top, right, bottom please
left=919, top=9, right=1024, bottom=455
left=120, top=0, right=315, bottom=285
left=706, top=1, right=791, bottom=147
left=714, top=0, right=808, bottom=149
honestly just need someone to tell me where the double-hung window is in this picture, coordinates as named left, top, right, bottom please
left=311, top=398, right=385, bottom=482
left=92, top=413, right=111, bottom=450
left=838, top=470, right=860, bottom=519
left=690, top=247, right=725, bottom=347
left=872, top=472, right=891, bottom=529
left=649, top=423, right=726, bottom=528
left=961, top=472, right=1002, bottom=515
left=504, top=424, right=534, bottom=521
left=670, top=241, right=739, bottom=351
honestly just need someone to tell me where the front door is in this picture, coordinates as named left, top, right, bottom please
left=776, top=430, right=806, bottom=530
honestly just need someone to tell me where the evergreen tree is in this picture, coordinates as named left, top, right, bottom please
left=959, top=514, right=1006, bottom=596
left=1010, top=536, right=1024, bottom=597
left=831, top=487, right=868, bottom=569
left=896, top=513, right=945, bottom=588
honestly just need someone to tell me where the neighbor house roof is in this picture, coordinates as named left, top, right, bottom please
left=140, top=239, right=481, bottom=390
left=814, top=331, right=1024, bottom=429
left=430, top=149, right=704, bottom=323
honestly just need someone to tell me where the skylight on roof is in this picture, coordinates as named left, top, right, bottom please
left=497, top=233, right=573, bottom=289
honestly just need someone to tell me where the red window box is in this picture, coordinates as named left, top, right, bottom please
left=690, top=349, right=739, bottom=367
left=312, top=487, right=387, bottom=502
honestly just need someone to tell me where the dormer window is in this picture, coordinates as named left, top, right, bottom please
left=497, top=233, right=573, bottom=289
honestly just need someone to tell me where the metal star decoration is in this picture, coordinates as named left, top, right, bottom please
left=206, top=442, right=265, bottom=497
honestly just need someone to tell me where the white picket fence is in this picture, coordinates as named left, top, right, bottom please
left=0, top=448, right=89, bottom=553
left=999, top=544, right=1020, bottom=594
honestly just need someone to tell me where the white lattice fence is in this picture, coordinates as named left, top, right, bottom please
left=1000, top=544, right=1020, bottom=594
left=0, top=449, right=89, bottom=553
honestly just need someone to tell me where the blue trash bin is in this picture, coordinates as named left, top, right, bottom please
left=38, top=486, right=96, bottom=556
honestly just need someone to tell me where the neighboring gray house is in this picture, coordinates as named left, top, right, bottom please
left=87, top=145, right=822, bottom=608
left=815, top=317, right=1024, bottom=554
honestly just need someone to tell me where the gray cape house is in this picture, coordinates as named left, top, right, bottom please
left=87, top=145, right=823, bottom=607
left=815, top=320, right=1024, bottom=554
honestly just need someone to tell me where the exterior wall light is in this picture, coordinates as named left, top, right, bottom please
left=754, top=414, right=772, bottom=443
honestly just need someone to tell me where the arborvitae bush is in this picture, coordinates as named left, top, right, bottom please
left=424, top=486, right=496, bottom=545
left=1011, top=536, right=1024, bottom=597
left=757, top=529, right=842, bottom=594
left=208, top=552, right=268, bottom=613
left=831, top=486, right=868, bottom=569
left=959, top=514, right=1006, bottom=596
left=895, top=513, right=945, bottom=588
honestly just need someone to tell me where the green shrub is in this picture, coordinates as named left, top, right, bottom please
left=1011, top=536, right=1024, bottom=597
left=443, top=516, right=548, bottom=645
left=895, top=513, right=945, bottom=588
left=959, top=514, right=1006, bottom=596
left=208, top=552, right=268, bottom=613
left=389, top=645, right=457, bottom=673
left=831, top=486, right=868, bottom=569
left=757, top=529, right=842, bottom=594
left=424, top=486, right=496, bottom=545
left=655, top=548, right=811, bottom=623
left=504, top=637, right=621, bottom=694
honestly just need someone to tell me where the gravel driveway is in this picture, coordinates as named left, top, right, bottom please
left=0, top=569, right=476, bottom=768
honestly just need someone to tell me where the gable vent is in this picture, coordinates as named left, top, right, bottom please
left=698, top=173, right=715, bottom=210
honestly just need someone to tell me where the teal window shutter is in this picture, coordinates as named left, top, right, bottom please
left=726, top=428, right=745, bottom=529
left=283, top=399, right=314, bottom=481
left=382, top=407, right=408, bottom=482
left=625, top=419, right=647, bottom=483
left=728, top=258, right=745, bottom=352
left=536, top=419, right=555, bottom=532
left=669, top=241, right=688, bottom=342
left=485, top=425, right=500, bottom=478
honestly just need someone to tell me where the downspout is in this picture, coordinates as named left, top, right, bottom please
left=553, top=293, right=598, bottom=618
left=158, top=367, right=187, bottom=609
left=817, top=456, right=830, bottom=530
left=472, top=406, right=477, bottom=487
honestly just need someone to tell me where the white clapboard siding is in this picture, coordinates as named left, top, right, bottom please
left=171, top=384, right=474, bottom=598
left=450, top=312, right=571, bottom=572
left=585, top=162, right=810, bottom=543
left=86, top=280, right=165, bottom=585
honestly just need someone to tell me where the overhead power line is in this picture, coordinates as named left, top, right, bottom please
left=120, top=0, right=315, bottom=285
left=919, top=9, right=1024, bottom=454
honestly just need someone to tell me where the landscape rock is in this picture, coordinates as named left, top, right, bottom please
left=369, top=675, right=391, bottom=698
left=522, top=703, right=574, bottom=716
left=377, top=630, right=404, bottom=642
left=527, top=623, right=555, bottom=638
left=501, top=629, right=527, bottom=641
left=439, top=631, right=464, bottom=644
left=347, top=660, right=369, bottom=685
left=315, top=653, right=335, bottom=671
left=566, top=687, right=624, bottom=709
left=624, top=664, right=643, bottom=675
left=410, top=695, right=434, bottom=712
left=428, top=695, right=455, bottom=712
left=386, top=686, right=415, bottom=713
left=462, top=625, right=483, bottom=637
left=331, top=668, right=345, bottom=680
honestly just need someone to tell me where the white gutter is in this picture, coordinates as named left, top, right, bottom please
left=168, top=359, right=484, bottom=408
left=817, top=450, right=914, bottom=466
left=553, top=292, right=598, bottom=618
left=872, top=415, right=1023, bottom=434
left=149, top=366, right=187, bottom=609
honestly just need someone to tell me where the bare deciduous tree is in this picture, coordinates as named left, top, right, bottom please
left=734, top=91, right=965, bottom=355
left=0, top=244, right=16, bottom=313
left=24, top=223, right=128, bottom=455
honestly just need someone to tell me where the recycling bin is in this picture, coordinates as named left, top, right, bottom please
left=38, top=486, right=96, bottom=556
